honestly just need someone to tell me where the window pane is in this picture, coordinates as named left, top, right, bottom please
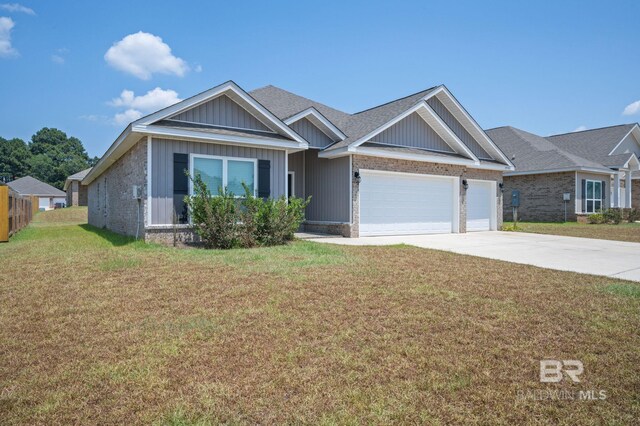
left=595, top=200, right=602, bottom=211
left=193, top=157, right=223, bottom=194
left=594, top=181, right=601, bottom=199
left=227, top=160, right=254, bottom=196
left=587, top=181, right=593, bottom=199
left=587, top=200, right=593, bottom=213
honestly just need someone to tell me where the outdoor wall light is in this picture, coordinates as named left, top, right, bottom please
left=462, top=179, right=469, bottom=190
left=499, top=182, right=504, bottom=192
left=354, top=171, right=361, bottom=184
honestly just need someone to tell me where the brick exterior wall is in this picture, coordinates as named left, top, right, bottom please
left=502, top=172, right=576, bottom=222
left=88, top=138, right=147, bottom=237
left=633, top=179, right=640, bottom=210
left=66, top=181, right=89, bottom=207
left=350, top=155, right=503, bottom=237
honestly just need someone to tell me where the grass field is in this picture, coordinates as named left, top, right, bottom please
left=1, top=208, right=639, bottom=424
left=503, top=221, right=640, bottom=243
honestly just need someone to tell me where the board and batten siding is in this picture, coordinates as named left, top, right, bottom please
left=369, top=112, right=455, bottom=153
left=289, top=117, right=334, bottom=148
left=426, top=96, right=492, bottom=160
left=169, top=94, right=271, bottom=132
left=304, top=150, right=350, bottom=223
left=287, top=151, right=305, bottom=198
left=150, top=138, right=286, bottom=225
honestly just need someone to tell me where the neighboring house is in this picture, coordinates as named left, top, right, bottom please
left=487, top=124, right=640, bottom=222
left=83, top=81, right=513, bottom=243
left=7, top=176, right=66, bottom=211
left=64, top=168, right=91, bottom=207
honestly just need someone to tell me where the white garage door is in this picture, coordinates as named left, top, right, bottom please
left=466, top=180, right=494, bottom=231
left=360, top=170, right=456, bottom=236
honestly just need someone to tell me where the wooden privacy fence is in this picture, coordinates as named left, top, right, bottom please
left=0, top=185, right=36, bottom=242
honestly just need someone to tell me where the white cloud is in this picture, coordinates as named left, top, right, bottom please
left=0, top=3, right=35, bottom=15
left=108, top=87, right=181, bottom=126
left=109, top=87, right=181, bottom=111
left=51, top=54, right=64, bottom=64
left=194, top=64, right=203, bottom=73
left=113, top=109, right=144, bottom=126
left=79, top=114, right=109, bottom=122
left=0, top=16, right=17, bottom=57
left=104, top=31, right=189, bottom=80
left=623, top=100, right=640, bottom=116
left=573, top=125, right=587, bottom=132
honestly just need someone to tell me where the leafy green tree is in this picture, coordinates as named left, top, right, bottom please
left=27, top=128, right=92, bottom=189
left=0, top=137, right=31, bottom=183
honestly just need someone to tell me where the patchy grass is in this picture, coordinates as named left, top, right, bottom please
left=1, top=209, right=639, bottom=424
left=503, top=221, right=640, bottom=243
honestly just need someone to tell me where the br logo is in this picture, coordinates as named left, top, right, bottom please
left=539, top=360, right=584, bottom=383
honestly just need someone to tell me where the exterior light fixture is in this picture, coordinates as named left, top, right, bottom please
left=462, top=179, right=469, bottom=190
left=354, top=171, right=361, bottom=184
left=499, top=182, right=504, bottom=192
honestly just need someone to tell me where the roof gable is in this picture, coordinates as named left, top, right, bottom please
left=168, top=94, right=272, bottom=132
left=288, top=117, right=335, bottom=149
left=369, top=111, right=456, bottom=153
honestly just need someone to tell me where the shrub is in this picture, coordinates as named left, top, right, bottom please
left=185, top=176, right=310, bottom=249
left=628, top=208, right=640, bottom=223
left=602, top=208, right=623, bottom=225
left=587, top=213, right=606, bottom=224
left=185, top=173, right=239, bottom=249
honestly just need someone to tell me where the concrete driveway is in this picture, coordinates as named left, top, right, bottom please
left=308, top=231, right=640, bottom=282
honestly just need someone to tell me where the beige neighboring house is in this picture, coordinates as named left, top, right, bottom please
left=7, top=176, right=66, bottom=211
left=487, top=124, right=640, bottom=222
left=64, top=168, right=91, bottom=206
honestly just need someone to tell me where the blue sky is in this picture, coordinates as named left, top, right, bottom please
left=1, top=0, right=639, bottom=157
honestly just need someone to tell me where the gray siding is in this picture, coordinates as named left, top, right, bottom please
left=427, top=96, right=492, bottom=159
left=151, top=138, right=286, bottom=224
left=304, top=150, right=350, bottom=223
left=369, top=112, right=454, bottom=152
left=288, top=151, right=305, bottom=198
left=289, top=117, right=334, bottom=148
left=170, top=94, right=271, bottom=131
left=611, top=131, right=640, bottom=157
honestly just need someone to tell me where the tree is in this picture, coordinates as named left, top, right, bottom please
left=0, top=137, right=31, bottom=183
left=27, top=128, right=93, bottom=189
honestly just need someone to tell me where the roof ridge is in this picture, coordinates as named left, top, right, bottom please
left=353, top=85, right=441, bottom=115
left=250, top=84, right=350, bottom=116
left=547, top=123, right=637, bottom=138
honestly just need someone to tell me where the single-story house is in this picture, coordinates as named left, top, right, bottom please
left=7, top=176, right=66, bottom=211
left=486, top=124, right=640, bottom=222
left=83, top=81, right=513, bottom=243
left=64, top=168, right=91, bottom=207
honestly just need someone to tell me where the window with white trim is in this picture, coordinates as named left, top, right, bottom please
left=585, top=180, right=602, bottom=213
left=190, top=154, right=257, bottom=197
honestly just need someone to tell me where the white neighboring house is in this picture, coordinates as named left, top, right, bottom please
left=7, top=176, right=66, bottom=211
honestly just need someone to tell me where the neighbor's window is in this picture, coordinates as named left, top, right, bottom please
left=585, top=180, right=602, bottom=213
left=191, top=155, right=256, bottom=197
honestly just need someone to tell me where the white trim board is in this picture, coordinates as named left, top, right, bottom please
left=284, top=107, right=346, bottom=141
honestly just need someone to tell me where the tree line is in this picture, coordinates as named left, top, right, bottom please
left=0, top=128, right=99, bottom=190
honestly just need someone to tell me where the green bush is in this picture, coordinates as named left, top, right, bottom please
left=602, top=208, right=623, bottom=224
left=587, top=213, right=606, bottom=224
left=628, top=209, right=640, bottom=223
left=185, top=175, right=310, bottom=249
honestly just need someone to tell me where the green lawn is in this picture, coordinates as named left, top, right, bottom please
left=503, top=221, right=640, bottom=243
left=1, top=208, right=639, bottom=424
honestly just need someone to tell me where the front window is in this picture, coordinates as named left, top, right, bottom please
left=191, top=155, right=256, bottom=197
left=585, top=180, right=602, bottom=213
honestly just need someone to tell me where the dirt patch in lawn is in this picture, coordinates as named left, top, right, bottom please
left=1, top=209, right=639, bottom=424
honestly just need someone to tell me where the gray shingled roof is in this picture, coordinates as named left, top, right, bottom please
left=249, top=85, right=441, bottom=151
left=66, top=167, right=92, bottom=181
left=546, top=124, right=637, bottom=167
left=486, top=126, right=612, bottom=173
left=8, top=176, right=66, bottom=196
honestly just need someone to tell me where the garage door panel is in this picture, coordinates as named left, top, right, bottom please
left=360, top=171, right=455, bottom=236
left=466, top=181, right=493, bottom=232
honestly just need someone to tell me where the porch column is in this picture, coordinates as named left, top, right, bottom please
left=626, top=171, right=632, bottom=208
left=613, top=173, right=620, bottom=207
